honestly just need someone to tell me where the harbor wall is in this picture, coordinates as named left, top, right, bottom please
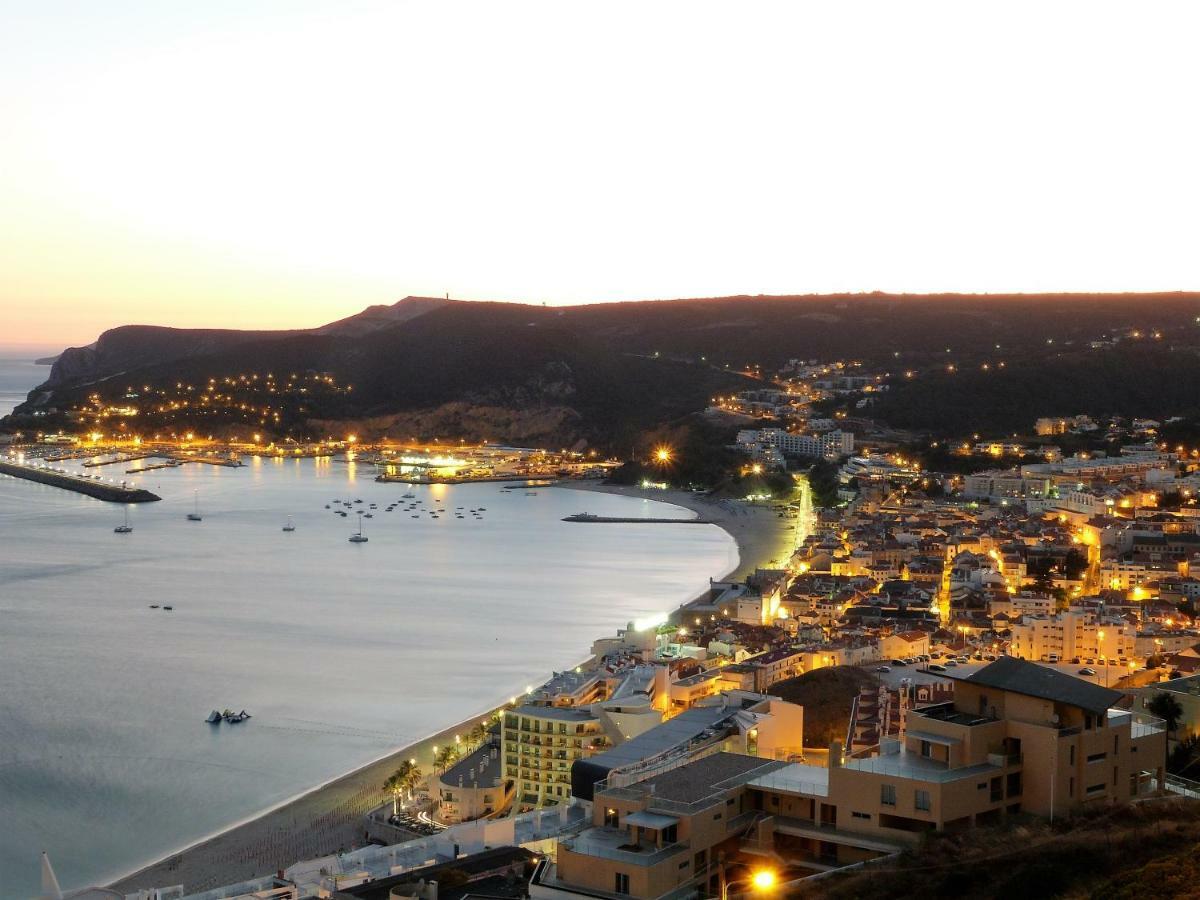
left=0, top=460, right=161, bottom=502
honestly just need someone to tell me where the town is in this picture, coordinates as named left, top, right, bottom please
left=37, top=350, right=1200, bottom=900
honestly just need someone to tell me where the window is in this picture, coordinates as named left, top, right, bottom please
left=1113, top=766, right=1119, bottom=787
left=1087, top=752, right=1106, bottom=764
left=915, top=790, right=931, bottom=812
left=1069, top=777, right=1075, bottom=798
left=614, top=873, right=630, bottom=895
left=920, top=740, right=932, bottom=759
left=1069, top=746, right=1075, bottom=765
left=881, top=784, right=896, bottom=806
left=852, top=811, right=871, bottom=820
left=1114, top=735, right=1119, bottom=754
left=1086, top=783, right=1106, bottom=796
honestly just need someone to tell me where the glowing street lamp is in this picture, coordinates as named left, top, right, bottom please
left=654, top=446, right=672, bottom=464
left=722, top=869, right=778, bottom=900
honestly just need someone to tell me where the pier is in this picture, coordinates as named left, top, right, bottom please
left=0, top=460, right=161, bottom=502
left=562, top=513, right=712, bottom=524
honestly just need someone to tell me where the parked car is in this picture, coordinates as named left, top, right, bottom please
left=875, top=665, right=891, bottom=673
left=928, top=664, right=948, bottom=673
left=944, top=659, right=958, bottom=667
left=1078, top=667, right=1097, bottom=676
left=891, top=659, right=908, bottom=666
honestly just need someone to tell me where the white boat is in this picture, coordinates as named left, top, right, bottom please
left=282, top=515, right=296, bottom=532
left=114, top=507, right=133, bottom=534
left=349, top=512, right=369, bottom=543
left=186, top=490, right=203, bottom=522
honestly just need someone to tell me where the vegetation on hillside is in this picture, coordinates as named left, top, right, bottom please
left=768, top=666, right=875, bottom=749
left=806, top=799, right=1200, bottom=900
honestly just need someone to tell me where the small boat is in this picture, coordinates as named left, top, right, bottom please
left=205, top=710, right=223, bottom=724
left=115, top=507, right=133, bottom=534
left=163, top=605, right=173, bottom=611
left=149, top=604, right=159, bottom=609
left=325, top=504, right=331, bottom=509
left=225, top=709, right=252, bottom=723
left=187, top=491, right=203, bottom=522
left=282, top=515, right=296, bottom=532
left=349, top=512, right=369, bottom=543
left=402, top=493, right=415, bottom=498
left=364, top=513, right=373, bottom=518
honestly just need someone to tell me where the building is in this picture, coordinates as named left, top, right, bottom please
left=536, top=659, right=1165, bottom=900
left=1008, top=609, right=1135, bottom=662
left=736, top=428, right=854, bottom=461
left=436, top=738, right=514, bottom=824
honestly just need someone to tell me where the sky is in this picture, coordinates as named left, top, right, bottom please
left=2, top=1, right=1199, bottom=349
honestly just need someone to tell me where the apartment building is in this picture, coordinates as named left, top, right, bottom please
left=436, top=739, right=513, bottom=824
left=736, top=427, right=855, bottom=461
left=1008, top=609, right=1134, bottom=662
left=536, top=659, right=1164, bottom=900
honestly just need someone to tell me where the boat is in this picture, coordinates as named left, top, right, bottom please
left=114, top=507, right=133, bottom=534
left=187, top=490, right=203, bottom=522
left=349, top=512, right=369, bottom=543
left=149, top=604, right=159, bottom=609
left=282, top=515, right=296, bottom=532
left=402, top=493, right=415, bottom=498
left=205, top=710, right=222, bottom=724
left=163, top=605, right=173, bottom=610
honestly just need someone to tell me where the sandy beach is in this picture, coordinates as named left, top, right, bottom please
left=108, top=485, right=793, bottom=895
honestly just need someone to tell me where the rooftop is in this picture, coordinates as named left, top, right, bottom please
left=960, top=656, right=1123, bottom=714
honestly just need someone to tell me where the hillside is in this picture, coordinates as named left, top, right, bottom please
left=807, top=799, right=1200, bottom=900
left=11, top=292, right=1200, bottom=447
left=768, top=666, right=874, bottom=749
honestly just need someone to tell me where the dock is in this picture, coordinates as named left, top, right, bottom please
left=0, top=460, right=161, bottom=502
left=562, top=513, right=712, bottom=524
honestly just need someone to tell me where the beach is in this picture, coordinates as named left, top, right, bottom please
left=107, top=485, right=792, bottom=895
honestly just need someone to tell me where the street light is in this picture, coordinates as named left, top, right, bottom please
left=722, top=869, right=777, bottom=900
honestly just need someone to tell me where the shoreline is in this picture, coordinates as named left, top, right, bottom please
left=106, top=484, right=792, bottom=895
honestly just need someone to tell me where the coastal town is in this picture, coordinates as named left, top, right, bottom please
left=20, top=352, right=1200, bottom=900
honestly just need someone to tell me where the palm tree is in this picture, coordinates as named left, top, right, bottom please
left=1147, top=692, right=1184, bottom=738
left=384, top=760, right=421, bottom=814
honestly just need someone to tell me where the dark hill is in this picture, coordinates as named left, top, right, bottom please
left=12, top=292, right=1200, bottom=446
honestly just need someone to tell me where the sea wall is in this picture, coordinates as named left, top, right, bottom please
left=0, top=460, right=161, bottom=502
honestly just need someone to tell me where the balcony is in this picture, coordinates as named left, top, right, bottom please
left=559, top=827, right=690, bottom=866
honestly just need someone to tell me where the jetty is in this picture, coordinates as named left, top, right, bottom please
left=0, top=460, right=161, bottom=502
left=562, top=512, right=712, bottom=524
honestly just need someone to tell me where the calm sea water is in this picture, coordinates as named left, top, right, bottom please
left=0, top=356, right=47, bottom=418
left=0, top=451, right=736, bottom=897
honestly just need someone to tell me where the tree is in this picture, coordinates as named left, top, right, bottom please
left=1148, top=692, right=1184, bottom=737
left=383, top=760, right=423, bottom=813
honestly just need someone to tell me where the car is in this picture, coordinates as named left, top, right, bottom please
left=1085, top=658, right=1095, bottom=665
left=1078, top=667, right=1097, bottom=676
left=875, top=665, right=891, bottom=673
left=1070, top=657, right=1081, bottom=665
left=891, top=659, right=908, bottom=666
left=905, top=657, right=918, bottom=665
left=1047, top=655, right=1060, bottom=663
left=983, top=654, right=997, bottom=661
left=918, top=654, right=930, bottom=662
left=944, top=659, right=958, bottom=667
left=928, top=664, right=948, bottom=673
left=955, top=656, right=970, bottom=664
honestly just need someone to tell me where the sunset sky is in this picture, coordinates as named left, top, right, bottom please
left=2, top=0, right=1198, bottom=349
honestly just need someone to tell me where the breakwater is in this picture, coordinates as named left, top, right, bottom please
left=0, top=460, right=161, bottom=502
left=562, top=513, right=712, bottom=524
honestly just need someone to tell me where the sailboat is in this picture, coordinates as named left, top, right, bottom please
left=349, top=511, right=369, bottom=543
left=282, top=515, right=296, bottom=532
left=187, top=490, right=203, bottom=521
left=114, top=506, right=133, bottom=533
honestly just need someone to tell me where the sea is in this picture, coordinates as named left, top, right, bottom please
left=0, top=359, right=738, bottom=898
left=0, top=356, right=46, bottom=419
